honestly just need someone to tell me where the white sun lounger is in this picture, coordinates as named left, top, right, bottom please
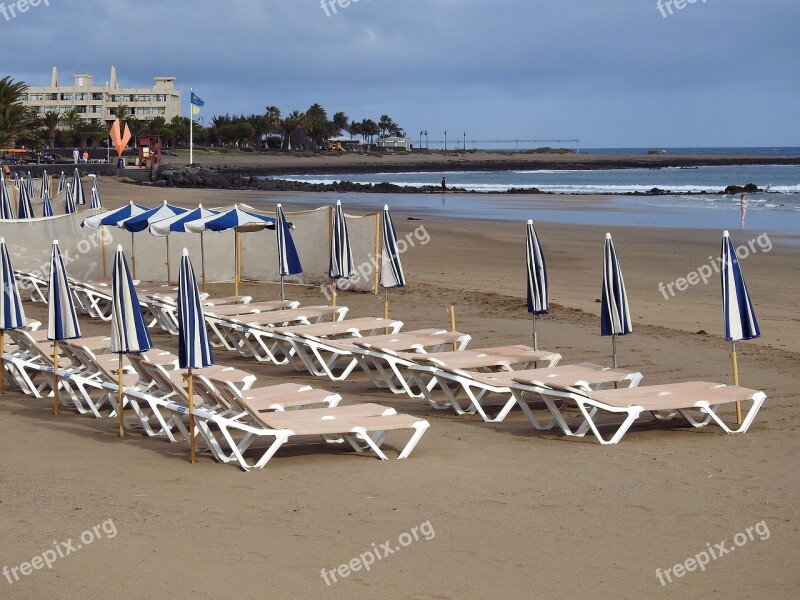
left=518, top=379, right=766, bottom=444
left=355, top=343, right=556, bottom=399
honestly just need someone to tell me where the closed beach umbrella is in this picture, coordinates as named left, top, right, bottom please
left=48, top=240, right=82, bottom=415
left=185, top=204, right=277, bottom=295
left=73, top=168, right=86, bottom=206
left=720, top=229, right=761, bottom=423
left=149, top=204, right=219, bottom=290
left=25, top=171, right=33, bottom=197
left=379, top=204, right=405, bottom=319
left=0, top=237, right=27, bottom=394
left=64, top=183, right=76, bottom=215
left=276, top=203, right=302, bottom=301
left=89, top=175, right=102, bottom=209
left=177, top=248, right=214, bottom=463
left=17, top=182, right=34, bottom=219
left=57, top=171, right=66, bottom=195
left=600, top=232, right=632, bottom=368
left=41, top=186, right=54, bottom=218
left=329, top=200, right=355, bottom=305
left=119, top=201, right=188, bottom=283
left=525, top=219, right=549, bottom=351
left=0, top=174, right=14, bottom=219
left=110, top=245, right=153, bottom=437
left=39, top=171, right=48, bottom=198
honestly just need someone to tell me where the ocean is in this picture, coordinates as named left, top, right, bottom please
left=264, top=158, right=800, bottom=235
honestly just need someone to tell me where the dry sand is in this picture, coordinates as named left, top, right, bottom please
left=1, top=178, right=798, bottom=599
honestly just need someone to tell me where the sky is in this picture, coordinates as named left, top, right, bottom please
left=1, top=0, right=798, bottom=148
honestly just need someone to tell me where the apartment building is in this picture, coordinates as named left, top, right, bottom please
left=20, top=66, right=181, bottom=125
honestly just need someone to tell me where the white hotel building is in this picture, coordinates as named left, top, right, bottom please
left=20, top=66, right=181, bottom=126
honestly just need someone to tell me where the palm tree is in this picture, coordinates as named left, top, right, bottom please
left=332, top=111, right=349, bottom=136
left=0, top=76, right=31, bottom=147
left=282, top=110, right=306, bottom=150
left=348, top=119, right=362, bottom=140
left=361, top=118, right=379, bottom=143
left=42, top=111, right=61, bottom=148
left=169, top=116, right=190, bottom=145
left=378, top=114, right=394, bottom=138
left=62, top=108, right=81, bottom=145
left=304, top=104, right=332, bottom=149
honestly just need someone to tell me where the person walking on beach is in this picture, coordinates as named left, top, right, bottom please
left=740, top=193, right=748, bottom=229
left=441, top=176, right=447, bottom=191
left=72, top=148, right=79, bottom=164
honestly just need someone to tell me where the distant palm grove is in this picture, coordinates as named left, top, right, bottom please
left=0, top=76, right=403, bottom=151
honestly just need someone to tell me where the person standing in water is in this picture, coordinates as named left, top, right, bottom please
left=441, top=176, right=447, bottom=191
left=740, top=193, right=748, bottom=229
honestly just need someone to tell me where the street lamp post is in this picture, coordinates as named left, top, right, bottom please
left=444, top=130, right=447, bottom=151
left=33, top=112, right=40, bottom=164
left=463, top=132, right=466, bottom=151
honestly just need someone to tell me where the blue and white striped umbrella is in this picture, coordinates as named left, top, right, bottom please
left=48, top=240, right=81, bottom=341
left=118, top=200, right=188, bottom=233
left=48, top=240, right=81, bottom=414
left=0, top=174, right=14, bottom=219
left=39, top=171, right=48, bottom=198
left=178, top=248, right=213, bottom=463
left=17, top=181, right=34, bottom=219
left=525, top=219, right=548, bottom=350
left=600, top=232, right=632, bottom=368
left=0, top=238, right=26, bottom=330
left=41, top=185, right=54, bottom=218
left=64, top=183, right=76, bottom=215
left=329, top=200, right=355, bottom=280
left=276, top=203, right=302, bottom=301
left=111, top=244, right=152, bottom=436
left=72, top=168, right=86, bottom=205
left=721, top=230, right=760, bottom=343
left=89, top=176, right=102, bottom=209
left=81, top=201, right=148, bottom=229
left=25, top=171, right=33, bottom=197
left=0, top=237, right=25, bottom=394
left=150, top=205, right=219, bottom=289
left=57, top=171, right=66, bottom=195
left=184, top=204, right=277, bottom=295
left=379, top=204, right=405, bottom=320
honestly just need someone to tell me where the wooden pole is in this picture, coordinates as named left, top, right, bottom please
left=188, top=369, right=196, bottom=464
left=449, top=304, right=457, bottom=351
left=52, top=340, right=59, bottom=415
left=101, top=225, right=108, bottom=277
left=373, top=212, right=380, bottom=294
left=732, top=341, right=742, bottom=425
left=130, top=232, right=136, bottom=279
left=234, top=230, right=240, bottom=296
left=165, top=236, right=171, bottom=284
left=532, top=315, right=538, bottom=352
left=200, top=232, right=206, bottom=293
left=612, top=334, right=617, bottom=369
left=384, top=290, right=389, bottom=334
left=117, top=353, right=124, bottom=437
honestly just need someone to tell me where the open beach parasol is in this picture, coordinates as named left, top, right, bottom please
left=82, top=201, right=149, bottom=277
left=118, top=200, right=188, bottom=283
left=276, top=203, right=302, bottom=301
left=525, top=220, right=549, bottom=351
left=600, top=232, right=632, bottom=368
left=177, top=248, right=214, bottom=463
left=47, top=240, right=82, bottom=415
left=379, top=204, right=405, bottom=320
left=110, top=244, right=152, bottom=437
left=0, top=238, right=26, bottom=394
left=720, top=230, right=761, bottom=423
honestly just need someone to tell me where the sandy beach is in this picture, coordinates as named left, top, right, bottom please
left=1, top=177, right=798, bottom=599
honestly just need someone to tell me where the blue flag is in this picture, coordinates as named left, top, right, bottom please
left=190, top=91, right=204, bottom=107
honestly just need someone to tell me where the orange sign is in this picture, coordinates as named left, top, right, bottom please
left=109, top=119, right=132, bottom=156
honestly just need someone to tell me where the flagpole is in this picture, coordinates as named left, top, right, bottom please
left=189, top=88, right=194, bottom=167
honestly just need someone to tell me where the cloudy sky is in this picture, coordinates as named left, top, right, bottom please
left=2, top=0, right=798, bottom=147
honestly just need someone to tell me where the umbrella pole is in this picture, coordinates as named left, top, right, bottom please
left=0, top=331, right=5, bottom=395
left=118, top=353, right=124, bottom=437
left=234, top=231, right=239, bottom=296
left=280, top=275, right=285, bottom=302
left=188, top=369, right=196, bottom=464
left=130, top=232, right=136, bottom=279
left=612, top=334, right=617, bottom=369
left=731, top=341, right=742, bottom=425
left=200, top=232, right=206, bottom=292
left=166, top=236, right=171, bottom=284
left=384, top=289, right=389, bottom=334
left=450, top=304, right=457, bottom=351
left=373, top=213, right=380, bottom=294
left=52, top=340, right=59, bottom=415
left=532, top=314, right=538, bottom=352
left=101, top=225, right=107, bottom=277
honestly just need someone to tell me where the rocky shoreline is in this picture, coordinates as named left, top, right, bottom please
left=149, top=165, right=767, bottom=196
